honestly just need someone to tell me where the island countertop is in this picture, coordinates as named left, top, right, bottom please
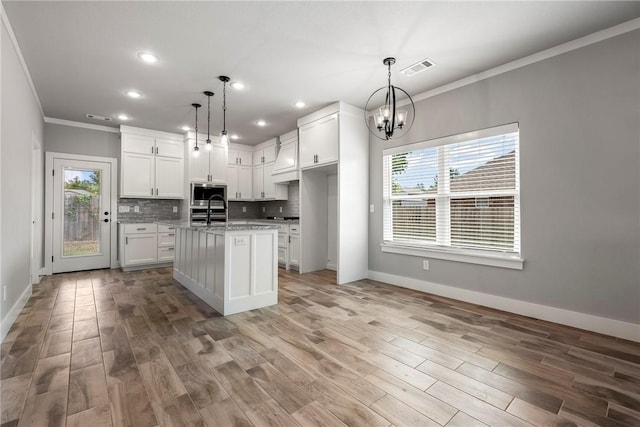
left=157, top=220, right=279, bottom=232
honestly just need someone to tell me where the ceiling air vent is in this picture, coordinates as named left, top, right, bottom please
left=86, top=114, right=112, bottom=122
left=400, top=58, right=435, bottom=77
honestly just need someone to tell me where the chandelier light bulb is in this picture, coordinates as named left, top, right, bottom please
left=193, top=145, right=200, bottom=157
left=206, top=140, right=212, bottom=150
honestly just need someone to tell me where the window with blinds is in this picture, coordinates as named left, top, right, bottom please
left=382, top=123, right=520, bottom=255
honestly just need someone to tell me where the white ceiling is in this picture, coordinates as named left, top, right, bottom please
left=4, top=1, right=640, bottom=145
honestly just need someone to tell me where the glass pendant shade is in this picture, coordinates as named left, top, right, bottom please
left=220, top=131, right=229, bottom=146
left=193, top=145, right=200, bottom=157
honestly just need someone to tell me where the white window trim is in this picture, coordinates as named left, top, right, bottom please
left=381, top=242, right=524, bottom=270
left=382, top=123, right=522, bottom=268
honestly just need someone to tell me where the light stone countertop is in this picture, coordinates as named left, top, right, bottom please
left=156, top=220, right=278, bottom=232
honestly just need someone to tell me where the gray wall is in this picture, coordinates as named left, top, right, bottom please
left=44, top=122, right=120, bottom=159
left=369, top=30, right=640, bottom=324
left=1, top=19, right=44, bottom=325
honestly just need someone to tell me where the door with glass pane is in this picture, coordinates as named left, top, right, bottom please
left=52, top=158, right=112, bottom=273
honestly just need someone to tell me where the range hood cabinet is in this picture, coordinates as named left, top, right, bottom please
left=272, top=130, right=299, bottom=183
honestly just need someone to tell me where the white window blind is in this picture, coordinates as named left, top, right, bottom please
left=383, top=123, right=520, bottom=255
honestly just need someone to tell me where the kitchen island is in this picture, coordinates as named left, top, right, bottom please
left=163, top=222, right=279, bottom=316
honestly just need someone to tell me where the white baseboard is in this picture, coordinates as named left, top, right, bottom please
left=0, top=284, right=32, bottom=342
left=367, top=270, right=640, bottom=343
left=326, top=263, right=337, bottom=271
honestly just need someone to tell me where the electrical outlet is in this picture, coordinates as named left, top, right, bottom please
left=3, top=286, right=6, bottom=302
left=134, top=206, right=140, bottom=213
left=422, top=260, right=430, bottom=270
left=118, top=205, right=130, bottom=213
left=242, top=206, right=246, bottom=213
left=172, top=206, right=178, bottom=213
left=279, top=206, right=283, bottom=213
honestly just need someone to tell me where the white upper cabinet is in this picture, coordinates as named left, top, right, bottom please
left=299, top=113, right=339, bottom=169
left=186, top=133, right=228, bottom=183
left=228, top=147, right=253, bottom=166
left=252, top=139, right=288, bottom=200
left=253, top=143, right=277, bottom=165
left=227, top=164, right=253, bottom=201
left=120, top=127, right=184, bottom=199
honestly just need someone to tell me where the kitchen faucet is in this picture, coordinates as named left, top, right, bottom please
left=207, top=194, right=227, bottom=225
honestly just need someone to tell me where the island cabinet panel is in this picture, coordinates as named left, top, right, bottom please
left=172, top=225, right=277, bottom=316
left=228, top=235, right=252, bottom=299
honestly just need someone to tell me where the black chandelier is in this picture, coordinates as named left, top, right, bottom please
left=365, top=57, right=415, bottom=141
left=191, top=103, right=201, bottom=157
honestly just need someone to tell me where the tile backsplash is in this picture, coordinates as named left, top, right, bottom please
left=229, top=180, right=299, bottom=219
left=117, top=198, right=183, bottom=223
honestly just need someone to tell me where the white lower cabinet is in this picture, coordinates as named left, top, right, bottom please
left=119, top=223, right=176, bottom=269
left=289, top=224, right=300, bottom=267
left=157, top=224, right=177, bottom=262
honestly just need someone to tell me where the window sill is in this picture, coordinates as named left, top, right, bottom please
left=380, top=243, right=524, bottom=270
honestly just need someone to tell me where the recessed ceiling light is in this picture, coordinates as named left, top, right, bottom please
left=256, top=120, right=267, bottom=127
left=230, top=81, right=245, bottom=90
left=181, top=125, right=191, bottom=131
left=137, top=52, right=158, bottom=64
left=230, top=134, right=240, bottom=140
left=125, top=90, right=142, bottom=99
left=117, top=114, right=130, bottom=121
left=294, top=101, right=306, bottom=108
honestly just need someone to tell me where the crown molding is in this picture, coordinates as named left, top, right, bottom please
left=411, top=17, right=640, bottom=105
left=44, top=117, right=119, bottom=133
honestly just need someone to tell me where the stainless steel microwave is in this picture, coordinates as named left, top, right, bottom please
left=190, top=183, right=227, bottom=207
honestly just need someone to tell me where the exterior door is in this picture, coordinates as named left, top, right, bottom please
left=52, top=158, right=112, bottom=273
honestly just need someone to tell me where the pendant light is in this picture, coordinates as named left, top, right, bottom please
left=365, top=57, right=415, bottom=141
left=204, top=91, right=214, bottom=151
left=219, top=76, right=230, bottom=146
left=191, top=103, right=201, bottom=157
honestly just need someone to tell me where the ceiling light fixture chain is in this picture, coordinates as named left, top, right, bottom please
left=192, top=103, right=201, bottom=157
left=219, top=76, right=231, bottom=146
left=204, top=91, right=214, bottom=150
left=364, top=57, right=415, bottom=141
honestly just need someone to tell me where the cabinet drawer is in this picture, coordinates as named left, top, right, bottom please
left=158, top=232, right=176, bottom=247
left=277, top=224, right=289, bottom=233
left=123, top=223, right=157, bottom=234
left=158, top=246, right=175, bottom=262
left=289, top=224, right=299, bottom=235
left=158, top=224, right=176, bottom=233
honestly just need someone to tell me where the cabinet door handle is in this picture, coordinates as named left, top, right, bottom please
left=156, top=147, right=159, bottom=155
left=125, top=236, right=128, bottom=244
left=136, top=227, right=147, bottom=230
left=151, top=188, right=154, bottom=196
left=239, top=158, right=242, bottom=165
left=167, top=233, right=175, bottom=236
left=155, top=188, right=158, bottom=196
left=168, top=227, right=175, bottom=230
left=167, top=247, right=174, bottom=251
left=151, top=147, right=154, bottom=154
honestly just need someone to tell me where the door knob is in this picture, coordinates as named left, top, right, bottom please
left=103, top=219, right=109, bottom=222
left=104, top=211, right=109, bottom=215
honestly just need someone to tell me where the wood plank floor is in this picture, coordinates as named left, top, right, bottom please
left=1, top=267, right=639, bottom=426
